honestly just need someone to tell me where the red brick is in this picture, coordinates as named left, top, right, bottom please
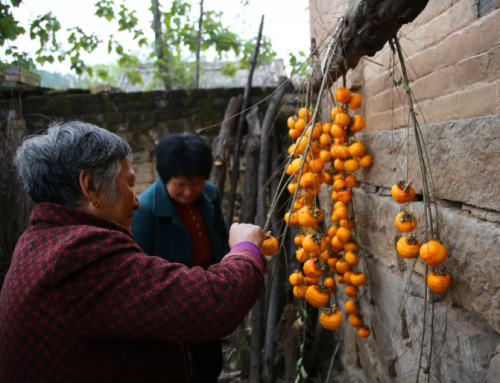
left=496, top=82, right=500, bottom=115
left=456, top=81, right=498, bottom=120
left=404, top=0, right=471, bottom=55
left=448, top=0, right=475, bottom=34
left=405, top=46, right=437, bottom=79
left=414, top=99, right=432, bottom=126
left=363, top=62, right=381, bottom=82
left=365, top=90, right=390, bottom=115
left=136, top=171, right=155, bottom=184
left=429, top=93, right=458, bottom=123
left=363, top=48, right=388, bottom=80
left=486, top=45, right=500, bottom=83
left=364, top=72, right=392, bottom=99
left=411, top=66, right=455, bottom=102
left=435, top=10, right=500, bottom=71
left=133, top=162, right=154, bottom=175
left=452, top=53, right=488, bottom=90
left=407, top=12, right=449, bottom=52
left=412, top=0, right=460, bottom=28
left=136, top=184, right=152, bottom=195
left=398, top=35, right=419, bottom=58
left=391, top=106, right=407, bottom=129
left=365, top=110, right=393, bottom=133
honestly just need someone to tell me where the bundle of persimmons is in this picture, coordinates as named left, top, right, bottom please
left=392, top=183, right=451, bottom=293
left=261, top=87, right=452, bottom=339
left=282, top=88, right=372, bottom=338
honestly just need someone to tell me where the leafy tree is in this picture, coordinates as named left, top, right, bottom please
left=288, top=51, right=308, bottom=76
left=1, top=0, right=277, bottom=89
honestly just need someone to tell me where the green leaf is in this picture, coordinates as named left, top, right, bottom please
left=115, top=45, right=123, bottom=54
left=95, top=0, right=115, bottom=21
left=300, top=366, right=308, bottom=378
left=97, top=68, right=109, bottom=81
left=220, top=62, right=238, bottom=78
left=86, top=66, right=93, bottom=78
left=107, top=38, right=113, bottom=54
left=403, top=83, right=411, bottom=91
left=294, top=376, right=301, bottom=383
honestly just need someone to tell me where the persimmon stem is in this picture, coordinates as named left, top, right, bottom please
left=394, top=35, right=437, bottom=383
left=264, top=19, right=343, bottom=234
left=394, top=36, right=435, bottom=240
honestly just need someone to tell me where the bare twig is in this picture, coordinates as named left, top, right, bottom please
left=226, top=15, right=265, bottom=225
left=195, top=0, right=204, bottom=88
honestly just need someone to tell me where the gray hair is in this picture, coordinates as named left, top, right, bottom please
left=14, top=121, right=132, bottom=207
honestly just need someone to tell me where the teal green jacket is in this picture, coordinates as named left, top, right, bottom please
left=131, top=178, right=230, bottom=266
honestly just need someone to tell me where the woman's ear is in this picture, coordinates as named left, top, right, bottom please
left=79, top=170, right=99, bottom=206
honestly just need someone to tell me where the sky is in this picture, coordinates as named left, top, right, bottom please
left=9, top=0, right=312, bottom=75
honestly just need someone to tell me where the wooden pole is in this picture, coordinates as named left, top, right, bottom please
left=263, top=130, right=288, bottom=383
left=256, top=76, right=286, bottom=229
left=195, top=0, right=204, bottom=88
left=209, top=95, right=243, bottom=198
left=0, top=112, right=32, bottom=290
left=249, top=76, right=287, bottom=383
left=239, top=107, right=261, bottom=224
left=225, top=15, right=265, bottom=225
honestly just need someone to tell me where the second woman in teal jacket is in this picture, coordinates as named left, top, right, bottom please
left=131, top=133, right=230, bottom=383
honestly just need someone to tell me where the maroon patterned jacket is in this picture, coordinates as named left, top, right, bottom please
left=0, top=203, right=266, bottom=382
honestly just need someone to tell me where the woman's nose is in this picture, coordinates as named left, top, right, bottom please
left=133, top=193, right=141, bottom=210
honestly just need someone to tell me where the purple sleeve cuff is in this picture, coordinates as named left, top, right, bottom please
left=231, top=242, right=267, bottom=263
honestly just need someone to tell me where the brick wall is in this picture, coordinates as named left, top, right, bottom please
left=311, top=0, right=500, bottom=131
left=309, top=1, right=500, bottom=382
left=0, top=86, right=286, bottom=194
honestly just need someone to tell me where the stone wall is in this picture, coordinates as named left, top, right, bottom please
left=310, top=1, right=500, bottom=382
left=0, top=86, right=288, bottom=194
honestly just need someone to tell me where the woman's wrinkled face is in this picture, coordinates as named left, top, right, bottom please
left=97, top=159, right=141, bottom=230
left=166, top=176, right=206, bottom=204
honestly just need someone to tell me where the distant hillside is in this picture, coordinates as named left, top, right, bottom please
left=32, top=69, right=79, bottom=89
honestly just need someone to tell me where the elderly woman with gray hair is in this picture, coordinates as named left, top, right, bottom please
left=0, top=121, right=266, bottom=383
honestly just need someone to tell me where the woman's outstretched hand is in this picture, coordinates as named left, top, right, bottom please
left=229, top=223, right=265, bottom=249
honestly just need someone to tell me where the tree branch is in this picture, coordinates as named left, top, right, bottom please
left=310, top=0, right=429, bottom=91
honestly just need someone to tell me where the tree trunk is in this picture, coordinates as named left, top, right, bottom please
left=151, top=0, right=172, bottom=90
left=239, top=107, right=261, bottom=224
left=225, top=15, right=265, bottom=226
left=256, top=75, right=287, bottom=229
left=249, top=140, right=270, bottom=383
left=209, top=95, right=243, bottom=198
left=249, top=75, right=287, bottom=383
left=195, top=0, right=204, bottom=88
left=0, top=111, right=33, bottom=290
left=262, top=131, right=288, bottom=383
left=282, top=303, right=300, bottom=383
left=303, top=304, right=319, bottom=375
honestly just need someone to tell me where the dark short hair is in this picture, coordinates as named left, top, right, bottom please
left=155, top=133, right=213, bottom=183
left=14, top=121, right=132, bottom=207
